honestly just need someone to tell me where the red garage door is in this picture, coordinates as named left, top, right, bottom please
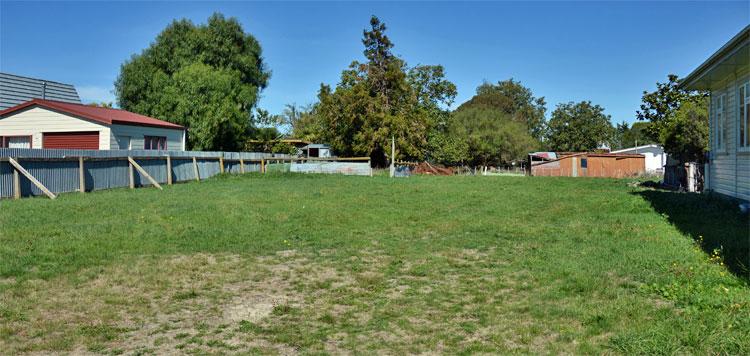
left=43, top=131, right=100, bottom=149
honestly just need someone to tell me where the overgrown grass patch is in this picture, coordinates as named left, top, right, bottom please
left=0, top=173, right=748, bottom=354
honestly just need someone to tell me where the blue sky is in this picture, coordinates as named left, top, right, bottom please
left=1, top=1, right=748, bottom=124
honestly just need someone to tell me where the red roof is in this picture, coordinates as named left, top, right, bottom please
left=0, top=99, right=185, bottom=130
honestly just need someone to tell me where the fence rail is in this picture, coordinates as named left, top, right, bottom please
left=0, top=149, right=371, bottom=199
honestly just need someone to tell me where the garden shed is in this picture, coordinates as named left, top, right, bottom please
left=530, top=152, right=645, bottom=178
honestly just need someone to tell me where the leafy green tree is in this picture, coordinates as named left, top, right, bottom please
left=252, top=108, right=279, bottom=127
left=115, top=13, right=269, bottom=151
left=637, top=74, right=708, bottom=162
left=659, top=99, right=709, bottom=162
left=290, top=105, right=324, bottom=143
left=450, top=107, right=538, bottom=166
left=243, top=126, right=296, bottom=154
left=439, top=80, right=544, bottom=166
left=546, top=101, right=614, bottom=152
left=407, top=64, right=460, bottom=164
left=612, top=121, right=655, bottom=149
left=624, top=121, right=654, bottom=148
left=277, top=103, right=312, bottom=135
left=456, top=79, right=547, bottom=141
left=425, top=130, right=469, bottom=165
left=308, top=16, right=456, bottom=162
left=407, top=65, right=457, bottom=109
left=612, top=121, right=630, bottom=150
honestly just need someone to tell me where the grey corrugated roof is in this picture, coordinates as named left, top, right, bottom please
left=0, top=72, right=81, bottom=110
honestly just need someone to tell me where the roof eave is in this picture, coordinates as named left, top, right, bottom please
left=611, top=144, right=660, bottom=153
left=111, top=120, right=185, bottom=130
left=680, top=25, right=750, bottom=91
left=1, top=99, right=185, bottom=130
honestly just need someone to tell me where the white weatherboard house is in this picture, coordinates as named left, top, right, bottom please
left=0, top=99, right=185, bottom=150
left=611, top=144, right=667, bottom=173
left=680, top=25, right=749, bottom=202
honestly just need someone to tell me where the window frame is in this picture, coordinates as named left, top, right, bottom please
left=739, top=81, right=750, bottom=152
left=0, top=135, right=33, bottom=149
left=116, top=135, right=132, bottom=150
left=143, top=135, right=167, bottom=150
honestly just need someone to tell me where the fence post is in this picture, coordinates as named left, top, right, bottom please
left=13, top=165, right=20, bottom=200
left=390, top=136, right=396, bottom=178
left=193, top=157, right=200, bottom=181
left=8, top=157, right=56, bottom=199
left=128, top=157, right=135, bottom=189
left=219, top=155, right=225, bottom=174
left=166, top=155, right=173, bottom=185
left=128, top=157, right=162, bottom=190
left=239, top=158, right=245, bottom=173
left=261, top=158, right=266, bottom=174
left=79, top=156, right=85, bottom=193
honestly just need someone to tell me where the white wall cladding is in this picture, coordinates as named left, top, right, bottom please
left=290, top=162, right=372, bottom=176
left=109, top=124, right=184, bottom=151
left=709, top=71, right=750, bottom=202
left=0, top=107, right=110, bottom=149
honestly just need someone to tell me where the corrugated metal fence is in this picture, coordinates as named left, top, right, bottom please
left=290, top=162, right=373, bottom=176
left=0, top=148, right=291, bottom=198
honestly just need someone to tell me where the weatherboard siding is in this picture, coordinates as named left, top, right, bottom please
left=0, top=107, right=110, bottom=149
left=709, top=70, right=750, bottom=202
left=109, top=124, right=184, bottom=151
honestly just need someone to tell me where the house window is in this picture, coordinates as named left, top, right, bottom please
left=0, top=136, right=32, bottom=149
left=715, top=94, right=725, bottom=151
left=144, top=136, right=167, bottom=150
left=580, top=158, right=588, bottom=168
left=740, top=82, right=750, bottom=150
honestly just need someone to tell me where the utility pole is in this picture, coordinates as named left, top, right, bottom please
left=390, top=136, right=395, bottom=178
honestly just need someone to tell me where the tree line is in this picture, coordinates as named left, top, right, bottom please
left=115, top=14, right=708, bottom=166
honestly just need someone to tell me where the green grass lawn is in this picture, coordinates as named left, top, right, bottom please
left=1, top=173, right=748, bottom=354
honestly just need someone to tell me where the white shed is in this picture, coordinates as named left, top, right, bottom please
left=0, top=99, right=185, bottom=150
left=299, top=144, right=332, bottom=158
left=611, top=144, right=667, bottom=173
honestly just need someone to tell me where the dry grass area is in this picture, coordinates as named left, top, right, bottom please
left=4, top=248, right=542, bottom=354
left=4, top=252, right=339, bottom=354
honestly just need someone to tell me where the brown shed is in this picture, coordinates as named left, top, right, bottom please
left=530, top=152, right=645, bottom=178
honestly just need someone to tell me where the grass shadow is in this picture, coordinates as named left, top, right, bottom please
left=635, top=189, right=750, bottom=281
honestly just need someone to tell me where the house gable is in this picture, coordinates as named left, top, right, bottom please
left=0, top=106, right=110, bottom=149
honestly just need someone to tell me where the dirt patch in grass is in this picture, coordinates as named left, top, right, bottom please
left=0, top=252, right=357, bottom=354
left=224, top=294, right=286, bottom=323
